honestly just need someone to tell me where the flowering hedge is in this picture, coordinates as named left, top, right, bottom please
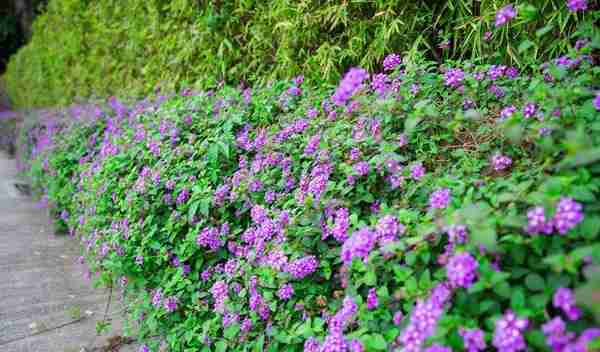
left=22, top=42, right=600, bottom=351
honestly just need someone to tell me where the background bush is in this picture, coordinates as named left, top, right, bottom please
left=20, top=35, right=600, bottom=351
left=4, top=0, right=599, bottom=108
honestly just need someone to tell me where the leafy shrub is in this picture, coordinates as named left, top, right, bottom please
left=21, top=35, right=600, bottom=351
left=5, top=0, right=599, bottom=108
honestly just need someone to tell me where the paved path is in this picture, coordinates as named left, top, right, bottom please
left=0, top=153, right=138, bottom=352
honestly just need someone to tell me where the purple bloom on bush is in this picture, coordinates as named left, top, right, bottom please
left=366, top=288, right=378, bottom=310
left=321, top=334, right=347, bottom=352
left=332, top=67, right=369, bottom=106
left=444, top=68, right=465, bottom=88
left=210, top=280, right=228, bottom=313
left=371, top=73, right=389, bottom=96
left=277, top=283, right=294, bottom=300
left=376, top=215, right=405, bottom=247
left=492, top=154, right=512, bottom=171
left=506, top=66, right=519, bottom=79
left=196, top=227, right=223, bottom=250
left=348, top=339, right=363, bottom=352
left=398, top=299, right=444, bottom=352
left=429, top=188, right=451, bottom=209
left=567, top=0, right=588, bottom=11
left=552, top=197, right=584, bottom=235
left=341, top=227, right=376, bottom=265
left=164, top=296, right=178, bottom=312
left=139, top=345, right=150, bottom=352
left=553, top=287, right=581, bottom=321
left=176, top=188, right=189, bottom=205
left=459, top=328, right=487, bottom=352
left=424, top=344, right=451, bottom=352
left=500, top=105, right=517, bottom=120
left=286, top=256, right=319, bottom=279
left=495, top=4, right=516, bottom=27
left=304, top=134, right=321, bottom=156
left=523, top=102, right=537, bottom=118
left=446, top=252, right=479, bottom=288
left=332, top=208, right=350, bottom=242
left=526, top=206, right=553, bottom=235
left=542, top=317, right=575, bottom=350
left=410, top=163, right=425, bottom=180
left=151, top=289, right=163, bottom=308
left=393, top=311, right=404, bottom=325
left=304, top=337, right=320, bottom=352
left=353, top=161, right=370, bottom=176
left=383, top=53, right=402, bottom=71
left=594, top=93, right=600, bottom=111
left=492, top=310, right=528, bottom=352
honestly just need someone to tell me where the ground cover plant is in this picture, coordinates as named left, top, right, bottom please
left=4, top=0, right=599, bottom=108
left=18, top=25, right=600, bottom=351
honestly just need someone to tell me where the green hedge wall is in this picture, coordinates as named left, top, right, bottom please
left=4, top=0, right=597, bottom=108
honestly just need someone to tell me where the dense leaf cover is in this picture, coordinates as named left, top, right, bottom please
left=19, top=38, right=600, bottom=351
left=4, top=0, right=599, bottom=108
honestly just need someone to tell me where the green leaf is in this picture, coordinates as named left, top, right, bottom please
left=364, top=334, right=387, bottom=350
left=518, top=40, right=534, bottom=53
left=524, top=273, right=545, bottom=291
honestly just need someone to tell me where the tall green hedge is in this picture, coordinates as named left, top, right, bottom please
left=4, top=0, right=596, bottom=108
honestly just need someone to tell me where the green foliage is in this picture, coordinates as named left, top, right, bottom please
left=19, top=38, right=600, bottom=351
left=5, top=0, right=598, bottom=108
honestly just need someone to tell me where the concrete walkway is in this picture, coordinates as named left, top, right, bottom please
left=0, top=152, right=138, bottom=352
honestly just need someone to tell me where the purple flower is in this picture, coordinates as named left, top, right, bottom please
left=522, top=102, right=537, bottom=118
left=332, top=67, right=369, bottom=106
left=341, top=227, right=376, bottom=265
left=567, top=0, right=588, bottom=12
left=304, top=337, right=320, bottom=352
left=366, top=288, right=378, bottom=310
left=371, top=73, right=389, bottom=96
left=484, top=31, right=493, bottom=40
left=446, top=252, right=479, bottom=288
left=151, top=289, right=163, bottom=308
left=176, top=188, right=189, bottom=205
left=460, top=328, right=487, bottom=352
left=393, top=311, right=404, bottom=325
left=500, top=105, right=517, bottom=120
left=553, top=287, right=581, bottom=321
left=210, top=280, right=228, bottom=313
left=552, top=197, right=584, bottom=235
left=495, top=4, right=517, bottom=27
left=526, top=206, right=554, bottom=235
left=286, top=256, right=319, bottom=279
left=424, top=344, right=451, bottom=352
left=444, top=68, right=465, bottom=88
left=488, top=65, right=507, bottom=80
left=506, top=67, right=519, bottom=79
left=164, top=296, right=178, bottom=312
left=411, top=163, right=425, bottom=180
left=429, top=188, right=451, bottom=209
left=277, top=283, right=294, bottom=300
left=492, top=154, right=512, bottom=171
left=196, top=227, right=223, bottom=250
left=353, top=161, right=370, bottom=176
left=383, top=53, right=402, bottom=71
left=321, top=334, right=347, bottom=352
left=448, top=225, right=468, bottom=244
left=332, top=208, right=350, bottom=242
left=492, top=310, right=528, bottom=352
left=594, top=93, right=600, bottom=111
left=376, top=215, right=405, bottom=247
left=542, top=317, right=575, bottom=351
left=304, top=134, right=321, bottom=156
left=398, top=299, right=445, bottom=352
left=348, top=339, right=363, bottom=352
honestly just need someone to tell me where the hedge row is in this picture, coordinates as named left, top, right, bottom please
left=4, top=0, right=599, bottom=108
left=20, top=35, right=600, bottom=351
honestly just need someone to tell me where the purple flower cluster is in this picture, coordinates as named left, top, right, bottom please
left=210, top=280, right=228, bottom=313
left=277, top=283, right=294, bottom=300
left=495, top=4, right=517, bottom=27
left=500, top=105, right=517, bottom=119
left=411, top=163, right=425, bottom=180
left=383, top=53, right=402, bottom=71
left=492, top=154, right=512, bottom=171
left=553, top=287, right=581, bottom=321
left=164, top=296, right=178, bottom=312
left=492, top=310, right=528, bottom=352
left=341, top=227, right=376, bottom=265
left=196, top=226, right=224, bottom=250
left=331, top=68, right=369, bottom=106
left=398, top=283, right=453, bottom=352
left=526, top=198, right=584, bottom=235
left=567, top=0, right=588, bottom=12
left=446, top=252, right=479, bottom=288
left=429, top=188, right=451, bottom=209
left=366, top=288, right=378, bottom=310
left=459, top=328, right=487, bottom=352
left=444, top=68, right=465, bottom=88
left=286, top=255, right=319, bottom=279
left=332, top=207, right=350, bottom=242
